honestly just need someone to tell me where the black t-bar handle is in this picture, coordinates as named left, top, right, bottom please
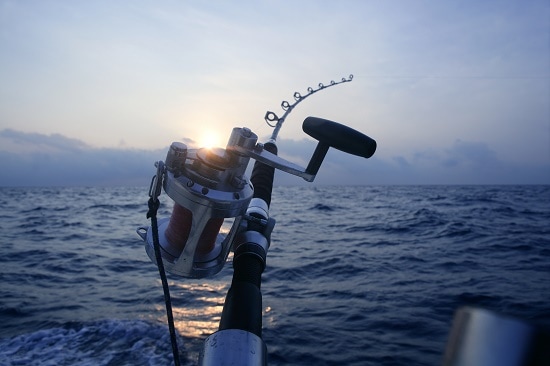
left=302, top=116, right=377, bottom=176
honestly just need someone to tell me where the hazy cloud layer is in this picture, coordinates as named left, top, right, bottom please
left=1, top=130, right=548, bottom=187
left=0, top=129, right=164, bottom=186
left=274, top=137, right=550, bottom=185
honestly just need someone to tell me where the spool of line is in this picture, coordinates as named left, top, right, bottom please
left=164, top=203, right=224, bottom=257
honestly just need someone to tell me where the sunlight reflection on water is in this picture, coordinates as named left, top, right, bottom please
left=169, top=282, right=229, bottom=338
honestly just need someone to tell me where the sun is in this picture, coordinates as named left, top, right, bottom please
left=198, top=131, right=223, bottom=149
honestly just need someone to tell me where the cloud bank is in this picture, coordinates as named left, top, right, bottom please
left=0, top=129, right=548, bottom=187
left=273, top=137, right=550, bottom=185
left=0, top=129, right=164, bottom=187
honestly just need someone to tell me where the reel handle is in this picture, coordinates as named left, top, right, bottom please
left=302, top=116, right=377, bottom=176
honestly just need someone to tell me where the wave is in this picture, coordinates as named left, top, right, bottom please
left=0, top=319, right=191, bottom=366
left=309, top=203, right=335, bottom=211
left=1, top=185, right=549, bottom=366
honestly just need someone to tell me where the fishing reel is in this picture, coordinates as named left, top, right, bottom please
left=137, top=117, right=377, bottom=278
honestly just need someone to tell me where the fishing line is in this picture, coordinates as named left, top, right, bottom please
left=147, top=166, right=181, bottom=366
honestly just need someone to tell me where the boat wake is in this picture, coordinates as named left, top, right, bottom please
left=0, top=319, right=190, bottom=366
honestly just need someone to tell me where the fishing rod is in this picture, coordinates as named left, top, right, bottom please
left=265, top=74, right=354, bottom=143
left=137, top=75, right=377, bottom=365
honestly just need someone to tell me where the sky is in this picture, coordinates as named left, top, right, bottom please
left=1, top=0, right=549, bottom=186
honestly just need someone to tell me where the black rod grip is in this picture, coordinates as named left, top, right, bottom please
left=250, top=141, right=278, bottom=207
left=219, top=253, right=264, bottom=337
left=218, top=281, right=263, bottom=337
left=302, top=116, right=377, bottom=159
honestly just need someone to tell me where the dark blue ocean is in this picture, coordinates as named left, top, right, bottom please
left=1, top=185, right=549, bottom=365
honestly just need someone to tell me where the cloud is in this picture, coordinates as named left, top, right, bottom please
left=0, top=130, right=548, bottom=187
left=390, top=139, right=550, bottom=185
left=0, top=129, right=165, bottom=186
left=442, top=139, right=499, bottom=168
left=0, top=129, right=90, bottom=153
left=269, top=137, right=550, bottom=185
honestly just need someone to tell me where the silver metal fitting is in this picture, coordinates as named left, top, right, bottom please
left=246, top=198, right=269, bottom=220
left=165, top=142, right=187, bottom=173
left=199, top=329, right=266, bottom=366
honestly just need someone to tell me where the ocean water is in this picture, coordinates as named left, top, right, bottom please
left=0, top=185, right=549, bottom=365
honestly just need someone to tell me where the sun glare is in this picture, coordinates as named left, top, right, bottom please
left=199, top=131, right=223, bottom=149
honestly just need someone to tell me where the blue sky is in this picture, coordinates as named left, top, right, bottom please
left=1, top=0, right=549, bottom=186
